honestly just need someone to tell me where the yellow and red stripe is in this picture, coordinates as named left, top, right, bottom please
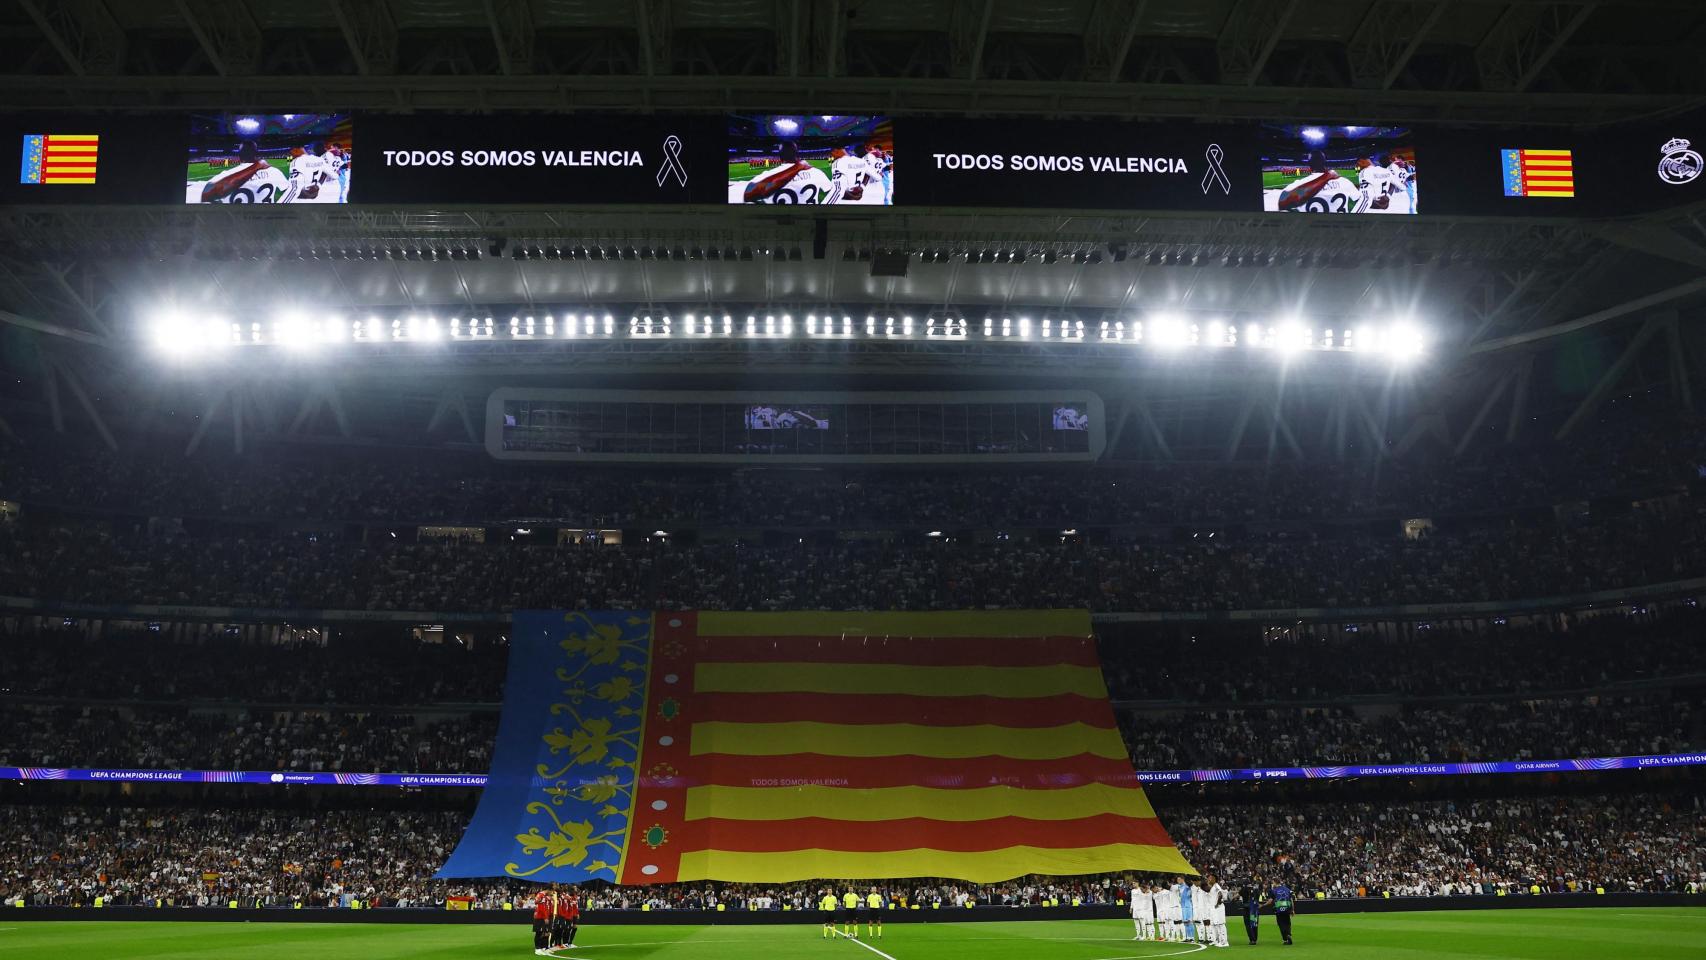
left=39, top=134, right=99, bottom=184
left=617, top=610, right=1193, bottom=884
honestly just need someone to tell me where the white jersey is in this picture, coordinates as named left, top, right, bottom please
left=1207, top=883, right=1228, bottom=920
left=1358, top=163, right=1413, bottom=214
left=289, top=153, right=336, bottom=202
left=732, top=161, right=834, bottom=205
left=1158, top=887, right=1178, bottom=920
left=191, top=161, right=292, bottom=204
left=1129, top=889, right=1145, bottom=919
left=1266, top=171, right=1363, bottom=213
left=830, top=154, right=886, bottom=205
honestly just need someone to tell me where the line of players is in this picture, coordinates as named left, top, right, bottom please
left=1270, top=150, right=1416, bottom=214
left=818, top=886, right=889, bottom=939
left=1130, top=875, right=1230, bottom=948
left=736, top=141, right=892, bottom=205
left=531, top=884, right=581, bottom=955
left=194, top=139, right=350, bottom=204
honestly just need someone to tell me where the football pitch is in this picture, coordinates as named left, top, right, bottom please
left=3, top=910, right=1703, bottom=960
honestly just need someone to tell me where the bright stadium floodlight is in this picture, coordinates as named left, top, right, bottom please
left=271, top=311, right=314, bottom=351
left=147, top=310, right=196, bottom=356
left=1302, top=127, right=1326, bottom=144
left=1150, top=315, right=1187, bottom=350
left=1275, top=321, right=1310, bottom=355
left=774, top=118, right=799, bottom=133
left=1387, top=323, right=1426, bottom=363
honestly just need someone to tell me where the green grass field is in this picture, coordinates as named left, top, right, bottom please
left=3, top=911, right=1702, bottom=960
left=185, top=158, right=290, bottom=183
left=1260, top=168, right=1361, bottom=191
left=728, top=159, right=833, bottom=183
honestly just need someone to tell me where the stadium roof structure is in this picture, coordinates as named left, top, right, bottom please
left=0, top=0, right=1704, bottom=462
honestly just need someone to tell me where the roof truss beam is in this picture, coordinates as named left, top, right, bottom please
left=1084, top=0, right=1149, bottom=82
left=1475, top=1, right=1599, bottom=92
left=1216, top=0, right=1301, bottom=86
left=328, top=0, right=398, bottom=76
left=484, top=0, right=536, bottom=75
left=174, top=0, right=262, bottom=77
left=16, top=0, right=125, bottom=77
left=1347, top=0, right=1450, bottom=90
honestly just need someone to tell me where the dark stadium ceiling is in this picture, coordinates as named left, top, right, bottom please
left=2, top=0, right=1706, bottom=119
left=2, top=0, right=1706, bottom=458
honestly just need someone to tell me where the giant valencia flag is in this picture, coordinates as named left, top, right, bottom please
left=438, top=610, right=1194, bottom=884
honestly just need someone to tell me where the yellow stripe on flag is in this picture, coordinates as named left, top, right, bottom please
left=690, top=720, right=1130, bottom=760
left=696, top=609, right=1090, bottom=639
left=685, top=782, right=1157, bottom=822
left=1520, top=149, right=1572, bottom=157
left=41, top=177, right=96, bottom=184
left=46, top=135, right=99, bottom=142
left=694, top=662, right=1108, bottom=698
left=676, top=843, right=1196, bottom=883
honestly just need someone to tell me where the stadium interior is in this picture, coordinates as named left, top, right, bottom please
left=1, top=2, right=1705, bottom=959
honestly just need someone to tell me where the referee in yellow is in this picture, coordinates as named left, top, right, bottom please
left=865, top=886, right=885, bottom=939
left=819, top=888, right=838, bottom=939
left=842, top=888, right=860, bottom=938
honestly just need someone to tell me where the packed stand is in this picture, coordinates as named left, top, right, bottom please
left=1120, top=697, right=1699, bottom=771
left=1170, top=791, right=1705, bottom=898
left=4, top=793, right=1700, bottom=909
left=1102, top=613, right=1706, bottom=702
left=0, top=705, right=497, bottom=775
left=3, top=499, right=1705, bottom=612
left=1, top=409, right=1701, bottom=528
left=0, top=629, right=505, bottom=704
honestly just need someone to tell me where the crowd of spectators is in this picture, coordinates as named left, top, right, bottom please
left=0, top=630, right=506, bottom=704
left=0, top=705, right=497, bottom=774
left=1, top=408, right=1700, bottom=529
left=5, top=791, right=1699, bottom=909
left=3, top=497, right=1704, bottom=612
left=1120, top=697, right=1698, bottom=770
left=1170, top=791, right=1705, bottom=898
left=1102, top=611, right=1706, bottom=701
left=0, top=695, right=1691, bottom=776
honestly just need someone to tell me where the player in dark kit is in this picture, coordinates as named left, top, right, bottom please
left=1238, top=880, right=1262, bottom=944
left=531, top=886, right=553, bottom=954
left=1266, top=881, right=1295, bottom=945
left=552, top=887, right=579, bottom=951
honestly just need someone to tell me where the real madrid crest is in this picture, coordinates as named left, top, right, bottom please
left=1658, top=137, right=1703, bottom=185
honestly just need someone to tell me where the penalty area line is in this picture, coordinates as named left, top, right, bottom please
left=1082, top=945, right=1211, bottom=960
left=832, top=929, right=900, bottom=960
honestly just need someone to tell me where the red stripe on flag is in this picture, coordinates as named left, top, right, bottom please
left=677, top=812, right=1174, bottom=853
left=666, top=753, right=1143, bottom=790
left=692, top=634, right=1100, bottom=668
left=695, top=691, right=1115, bottom=728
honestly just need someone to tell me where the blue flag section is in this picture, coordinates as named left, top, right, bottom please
left=436, top=611, right=652, bottom=882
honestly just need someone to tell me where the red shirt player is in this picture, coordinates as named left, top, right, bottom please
left=531, top=888, right=553, bottom=954
left=554, top=891, right=579, bottom=949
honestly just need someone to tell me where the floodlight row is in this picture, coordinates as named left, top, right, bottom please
left=146, top=310, right=1427, bottom=360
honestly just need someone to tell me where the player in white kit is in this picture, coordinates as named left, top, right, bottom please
left=1206, top=875, right=1230, bottom=947
left=1130, top=882, right=1152, bottom=940
left=193, top=141, right=293, bottom=204
left=829, top=145, right=887, bottom=205
left=288, top=143, right=339, bottom=203
left=735, top=142, right=834, bottom=204
left=1269, top=151, right=1363, bottom=213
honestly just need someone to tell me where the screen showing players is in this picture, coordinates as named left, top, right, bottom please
left=1260, top=125, right=1417, bottom=215
left=1052, top=405, right=1090, bottom=431
left=744, top=405, right=832, bottom=430
left=727, top=115, right=893, bottom=206
left=185, top=113, right=352, bottom=204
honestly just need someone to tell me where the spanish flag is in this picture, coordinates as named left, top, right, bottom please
left=19, top=134, right=99, bottom=185
left=439, top=610, right=1194, bottom=885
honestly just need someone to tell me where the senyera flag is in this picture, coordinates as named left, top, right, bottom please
left=438, top=610, right=1194, bottom=884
